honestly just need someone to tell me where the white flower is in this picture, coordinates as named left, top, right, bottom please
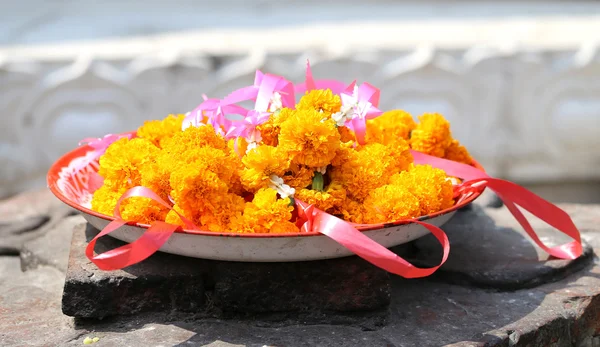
left=269, top=92, right=283, bottom=112
left=246, top=141, right=258, bottom=154
left=331, top=104, right=354, bottom=127
left=268, top=175, right=295, bottom=199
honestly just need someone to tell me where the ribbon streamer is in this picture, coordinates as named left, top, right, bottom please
left=412, top=150, right=582, bottom=259
left=85, top=186, right=197, bottom=271
left=294, top=60, right=348, bottom=95
left=85, top=152, right=582, bottom=273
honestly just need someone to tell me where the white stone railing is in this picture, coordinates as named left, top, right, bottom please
left=1, top=1, right=600, bottom=198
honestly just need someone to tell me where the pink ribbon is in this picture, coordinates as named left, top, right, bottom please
left=294, top=60, right=383, bottom=144
left=295, top=60, right=347, bottom=95
left=72, top=133, right=134, bottom=175
left=79, top=133, right=134, bottom=158
left=339, top=82, right=383, bottom=144
left=222, top=71, right=296, bottom=111
left=295, top=200, right=451, bottom=278
left=183, top=96, right=249, bottom=134
left=86, top=186, right=198, bottom=270
left=219, top=70, right=296, bottom=145
left=225, top=109, right=271, bottom=141
left=411, top=150, right=582, bottom=259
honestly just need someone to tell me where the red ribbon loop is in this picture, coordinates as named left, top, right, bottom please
left=296, top=200, right=450, bottom=278
left=85, top=186, right=197, bottom=270
left=85, top=220, right=179, bottom=271
left=412, top=150, right=582, bottom=260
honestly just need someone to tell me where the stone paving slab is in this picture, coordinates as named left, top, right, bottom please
left=412, top=205, right=594, bottom=290
left=4, top=254, right=600, bottom=347
left=3, top=188, right=600, bottom=346
left=0, top=189, right=74, bottom=255
left=20, top=215, right=82, bottom=273
left=0, top=256, right=76, bottom=346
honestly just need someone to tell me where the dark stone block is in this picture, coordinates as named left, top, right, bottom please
left=212, top=257, right=391, bottom=314
left=63, top=223, right=207, bottom=318
left=411, top=204, right=594, bottom=290
left=63, top=222, right=391, bottom=320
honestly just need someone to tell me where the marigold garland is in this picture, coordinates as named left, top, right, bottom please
left=91, top=82, right=474, bottom=234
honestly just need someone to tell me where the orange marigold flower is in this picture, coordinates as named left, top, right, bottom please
left=228, top=137, right=248, bottom=156
left=331, top=141, right=413, bottom=202
left=91, top=184, right=125, bottom=216
left=162, top=124, right=228, bottom=158
left=98, top=137, right=159, bottom=188
left=91, top=183, right=169, bottom=224
left=137, top=114, right=185, bottom=148
left=296, top=89, right=342, bottom=117
left=139, top=161, right=171, bottom=202
left=240, top=145, right=290, bottom=191
left=256, top=108, right=294, bottom=147
left=410, top=113, right=452, bottom=157
left=389, top=164, right=454, bottom=216
left=230, top=188, right=298, bottom=233
left=278, top=108, right=340, bottom=168
left=198, top=193, right=246, bottom=232
left=282, top=164, right=314, bottom=190
left=330, top=141, right=354, bottom=168
left=366, top=110, right=416, bottom=145
left=444, top=139, right=473, bottom=165
left=168, top=156, right=245, bottom=232
left=295, top=181, right=346, bottom=213
left=226, top=139, right=246, bottom=195
left=363, top=185, right=421, bottom=223
left=119, top=196, right=170, bottom=224
left=169, top=162, right=229, bottom=215
left=165, top=204, right=192, bottom=228
left=334, top=197, right=367, bottom=224
left=338, top=126, right=355, bottom=143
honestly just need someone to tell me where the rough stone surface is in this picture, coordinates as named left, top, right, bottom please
left=411, top=204, right=594, bottom=290
left=62, top=223, right=208, bottom=319
left=0, top=189, right=75, bottom=255
left=20, top=215, right=83, bottom=273
left=0, top=256, right=76, bottom=346
left=3, top=188, right=600, bottom=346
left=4, top=259, right=600, bottom=347
left=62, top=223, right=391, bottom=321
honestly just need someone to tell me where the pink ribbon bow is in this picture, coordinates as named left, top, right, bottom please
left=220, top=70, right=296, bottom=146
left=222, top=71, right=296, bottom=112
left=339, top=82, right=383, bottom=145
left=225, top=109, right=271, bottom=141
left=183, top=95, right=248, bottom=135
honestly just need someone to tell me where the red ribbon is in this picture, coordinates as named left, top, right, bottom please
left=295, top=201, right=450, bottom=278
left=85, top=186, right=196, bottom=271
left=86, top=152, right=583, bottom=273
left=411, top=151, right=582, bottom=259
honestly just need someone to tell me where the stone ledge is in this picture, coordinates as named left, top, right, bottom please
left=63, top=223, right=391, bottom=321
